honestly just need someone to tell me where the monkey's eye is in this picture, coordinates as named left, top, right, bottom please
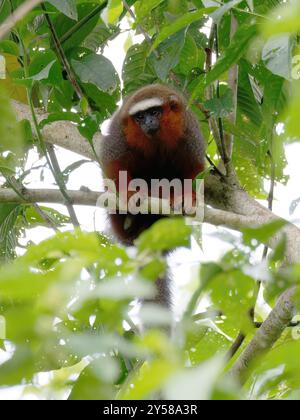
left=134, top=112, right=144, bottom=122
left=149, top=107, right=163, bottom=117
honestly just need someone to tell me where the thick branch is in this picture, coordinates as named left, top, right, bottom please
left=229, top=287, right=298, bottom=384
left=0, top=187, right=262, bottom=227
left=0, top=187, right=297, bottom=250
left=205, top=173, right=300, bottom=264
left=0, top=188, right=100, bottom=206
left=12, top=100, right=103, bottom=160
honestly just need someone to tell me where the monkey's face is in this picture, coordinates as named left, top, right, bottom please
left=123, top=91, right=184, bottom=151
left=132, top=106, right=163, bottom=136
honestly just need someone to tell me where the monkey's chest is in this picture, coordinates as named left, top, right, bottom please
left=130, top=150, right=185, bottom=182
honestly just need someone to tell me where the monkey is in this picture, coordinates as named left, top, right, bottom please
left=100, top=84, right=206, bottom=307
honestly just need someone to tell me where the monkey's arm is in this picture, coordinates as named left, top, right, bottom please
left=100, top=133, right=133, bottom=193
left=181, top=109, right=206, bottom=179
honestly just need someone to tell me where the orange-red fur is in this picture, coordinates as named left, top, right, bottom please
left=123, top=117, right=154, bottom=156
left=123, top=104, right=184, bottom=154
left=159, top=104, right=184, bottom=149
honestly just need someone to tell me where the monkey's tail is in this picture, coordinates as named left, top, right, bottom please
left=109, top=213, right=172, bottom=308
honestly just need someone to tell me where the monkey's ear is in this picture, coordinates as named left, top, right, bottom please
left=169, top=95, right=180, bottom=110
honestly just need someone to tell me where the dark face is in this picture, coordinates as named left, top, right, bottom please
left=133, top=106, right=163, bottom=136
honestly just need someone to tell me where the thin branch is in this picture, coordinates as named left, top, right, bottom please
left=229, top=287, right=297, bottom=384
left=0, top=0, right=42, bottom=40
left=226, top=333, right=246, bottom=361
left=263, top=150, right=276, bottom=259
left=46, top=144, right=80, bottom=227
left=0, top=177, right=59, bottom=232
left=254, top=321, right=300, bottom=329
left=23, top=65, right=81, bottom=228
left=41, top=3, right=88, bottom=105
left=204, top=27, right=226, bottom=166
left=192, top=310, right=223, bottom=322
left=205, top=155, right=224, bottom=178
left=224, top=14, right=239, bottom=162
left=122, top=0, right=160, bottom=59
left=122, top=0, right=151, bottom=44
left=214, top=24, right=229, bottom=165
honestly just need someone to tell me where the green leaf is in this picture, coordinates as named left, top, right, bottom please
left=262, top=35, right=294, bottom=80
left=0, top=88, right=24, bottom=156
left=285, top=81, right=300, bottom=138
left=0, top=40, right=19, bottom=56
left=137, top=218, right=192, bottom=252
left=26, top=50, right=62, bottom=86
left=39, top=111, right=81, bottom=129
left=204, top=88, right=233, bottom=119
left=119, top=359, right=179, bottom=400
left=164, top=357, right=226, bottom=400
left=29, top=60, right=56, bottom=82
left=263, top=1, right=300, bottom=37
left=152, top=8, right=215, bottom=51
left=107, top=0, right=123, bottom=24
left=0, top=264, right=60, bottom=301
left=188, top=325, right=232, bottom=365
left=175, top=34, right=202, bottom=76
left=243, top=219, right=288, bottom=248
left=83, top=83, right=119, bottom=118
left=55, top=3, right=101, bottom=51
left=205, top=24, right=258, bottom=86
left=0, top=315, right=5, bottom=340
left=0, top=346, right=36, bottom=386
left=151, top=30, right=186, bottom=81
left=83, top=23, right=120, bottom=53
left=69, top=361, right=114, bottom=400
left=72, top=53, right=119, bottom=93
left=135, top=0, right=165, bottom=22
left=211, top=0, right=243, bottom=24
left=238, top=60, right=263, bottom=127
left=24, top=206, right=70, bottom=227
left=62, top=159, right=90, bottom=183
left=140, top=258, right=167, bottom=281
left=20, top=230, right=102, bottom=265
left=206, top=270, right=257, bottom=332
left=122, top=42, right=156, bottom=95
left=0, top=204, right=21, bottom=262
left=47, top=0, right=78, bottom=20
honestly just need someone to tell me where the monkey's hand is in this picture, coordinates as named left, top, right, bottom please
left=171, top=191, right=197, bottom=216
left=138, top=196, right=171, bottom=215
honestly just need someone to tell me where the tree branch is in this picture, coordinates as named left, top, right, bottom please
left=12, top=100, right=102, bottom=160
left=0, top=186, right=297, bottom=254
left=0, top=188, right=100, bottom=206
left=41, top=3, right=88, bottom=106
left=224, top=14, right=239, bottom=161
left=229, top=287, right=298, bottom=384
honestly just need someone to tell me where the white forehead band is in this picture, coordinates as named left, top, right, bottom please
left=128, top=98, right=164, bottom=116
